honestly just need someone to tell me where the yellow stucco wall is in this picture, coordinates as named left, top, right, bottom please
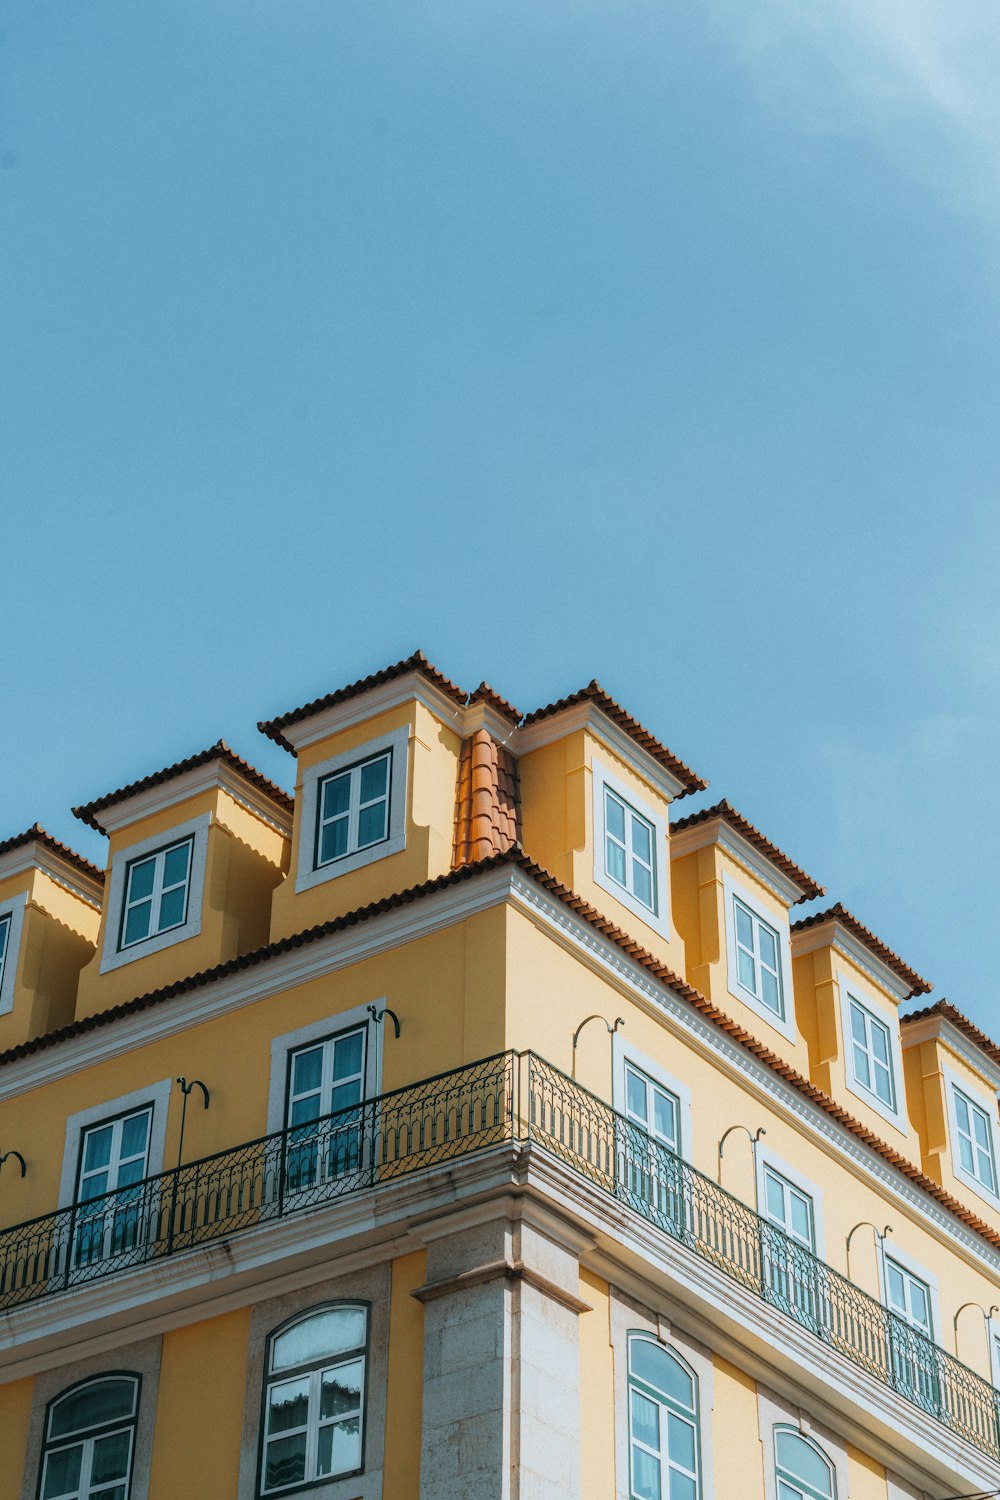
left=0, top=1374, right=33, bottom=1496
left=578, top=1269, right=616, bottom=1500
left=147, top=1309, right=251, bottom=1500
left=383, top=1249, right=427, bottom=1499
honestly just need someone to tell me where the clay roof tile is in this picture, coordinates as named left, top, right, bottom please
left=791, top=902, right=931, bottom=998
left=73, top=741, right=293, bottom=835
left=670, top=799, right=824, bottom=903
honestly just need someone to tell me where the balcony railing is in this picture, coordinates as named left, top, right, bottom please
left=1, top=1050, right=997, bottom=1462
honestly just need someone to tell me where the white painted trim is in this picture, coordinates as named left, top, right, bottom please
left=877, top=1239, right=943, bottom=1345
left=722, top=872, right=797, bottom=1045
left=57, top=1079, right=173, bottom=1211
left=900, top=1014, right=1000, bottom=1094
left=669, top=819, right=806, bottom=907
left=0, top=891, right=27, bottom=1019
left=756, top=1385, right=849, bottom=1500
left=517, top=701, right=691, bottom=802
left=885, top=1476, right=929, bottom=1500
left=611, top=1290, right=716, bottom=1500
left=753, top=1143, right=827, bottom=1262
left=295, top=727, right=409, bottom=893
left=0, top=845, right=103, bottom=908
left=100, top=814, right=211, bottom=975
left=792, top=920, right=912, bottom=1005
left=90, top=759, right=292, bottom=837
left=987, top=1315, right=1000, bottom=1388
left=592, top=759, right=670, bottom=940
left=266, top=1002, right=383, bottom=1135
left=837, top=973, right=908, bottom=1135
left=942, top=1063, right=1000, bottom=1213
left=274, top=673, right=460, bottom=753
left=612, top=1032, right=692, bottom=1159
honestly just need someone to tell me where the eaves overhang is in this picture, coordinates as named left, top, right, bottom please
left=669, top=799, right=824, bottom=905
left=0, top=825, right=104, bottom=907
left=791, top=903, right=931, bottom=1001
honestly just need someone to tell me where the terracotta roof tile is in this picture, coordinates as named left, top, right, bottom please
left=1, top=851, right=992, bottom=1254
left=670, top=800, right=824, bottom=903
left=453, top=730, right=522, bottom=865
left=468, top=682, right=521, bottom=721
left=791, top=903, right=931, bottom=998
left=73, top=741, right=293, bottom=835
left=0, top=825, right=104, bottom=885
left=258, top=652, right=468, bottom=751
left=522, top=681, right=707, bottom=796
left=902, top=999, right=1000, bottom=1069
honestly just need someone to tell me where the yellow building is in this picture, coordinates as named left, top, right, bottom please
left=1, top=652, right=998, bottom=1500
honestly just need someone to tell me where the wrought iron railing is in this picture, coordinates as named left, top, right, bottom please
left=0, top=1048, right=997, bottom=1462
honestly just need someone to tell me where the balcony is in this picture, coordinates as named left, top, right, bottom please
left=1, top=1051, right=998, bottom=1464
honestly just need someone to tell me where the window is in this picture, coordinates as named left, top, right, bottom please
left=773, top=1427, right=835, bottom=1500
left=40, top=1375, right=138, bottom=1500
left=628, top=1334, right=700, bottom=1500
left=847, top=998, right=896, bottom=1111
left=260, top=1305, right=368, bottom=1494
left=315, top=751, right=392, bottom=869
left=625, top=1062, right=679, bottom=1152
left=622, top=1062, right=683, bottom=1231
left=733, top=897, right=784, bottom=1018
left=0, top=911, right=10, bottom=990
left=119, top=837, right=193, bottom=950
left=884, top=1256, right=939, bottom=1411
left=74, top=1108, right=152, bottom=1267
left=952, top=1085, right=998, bottom=1195
left=605, top=788, right=657, bottom=913
left=760, top=1166, right=820, bottom=1323
left=285, top=1028, right=367, bottom=1192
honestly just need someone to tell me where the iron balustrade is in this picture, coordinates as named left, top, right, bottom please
left=0, top=1049, right=997, bottom=1464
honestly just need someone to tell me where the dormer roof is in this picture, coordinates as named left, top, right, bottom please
left=0, top=824, right=104, bottom=902
left=72, top=741, right=293, bottom=837
left=670, top=799, right=824, bottom=904
left=792, top=902, right=931, bottom=1000
left=902, top=999, right=1000, bottom=1077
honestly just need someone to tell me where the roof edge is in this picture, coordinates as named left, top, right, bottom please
left=791, top=903, right=931, bottom=998
left=670, top=799, right=824, bottom=903
left=73, top=741, right=293, bottom=834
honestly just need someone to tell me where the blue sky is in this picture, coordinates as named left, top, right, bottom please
left=2, top=2, right=998, bottom=1031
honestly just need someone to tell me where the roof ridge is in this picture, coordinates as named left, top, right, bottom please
left=791, top=902, right=930, bottom=998
left=670, top=798, right=824, bottom=903
left=73, top=742, right=293, bottom=834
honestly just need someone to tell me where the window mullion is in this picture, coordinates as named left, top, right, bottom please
left=150, top=851, right=166, bottom=931
left=306, top=1367, right=322, bottom=1481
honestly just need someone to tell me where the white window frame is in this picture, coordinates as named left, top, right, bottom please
left=592, top=761, right=670, bottom=940
left=756, top=1388, right=849, bottom=1500
left=942, top=1063, right=1000, bottom=1210
left=100, top=812, right=210, bottom=975
left=723, top=873, right=796, bottom=1044
left=836, top=973, right=906, bottom=1131
left=772, top=1425, right=836, bottom=1500
left=40, top=1374, right=139, bottom=1500
left=0, top=889, right=27, bottom=1018
left=753, top=1145, right=826, bottom=1261
left=612, top=1035, right=692, bottom=1159
left=266, top=1002, right=383, bottom=1137
left=876, top=1240, right=942, bottom=1347
left=988, top=1314, right=1000, bottom=1390
left=296, top=727, right=409, bottom=894
left=118, top=835, right=194, bottom=952
left=58, top=1080, right=173, bottom=1212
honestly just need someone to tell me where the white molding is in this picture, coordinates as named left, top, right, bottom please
left=988, top=1315, right=1000, bottom=1388
left=0, top=891, right=27, bottom=1019
left=668, top=819, right=805, bottom=907
left=754, top=1142, right=827, bottom=1262
left=295, top=726, right=409, bottom=893
left=57, top=1078, right=173, bottom=1211
left=516, top=701, right=689, bottom=802
left=877, top=1238, right=943, bottom=1346
left=942, top=1062, right=1000, bottom=1214
left=722, top=872, right=798, bottom=1045
left=100, top=813, right=211, bottom=976
left=791, top=920, right=912, bottom=1004
left=612, top=1032, right=692, bottom=1159
left=265, top=1002, right=383, bottom=1135
left=276, top=674, right=462, bottom=753
left=837, top=971, right=908, bottom=1135
left=756, top=1385, right=848, bottom=1500
left=0, top=845, right=103, bottom=909
left=592, top=759, right=670, bottom=940
left=91, top=759, right=291, bottom=837
left=900, top=1014, right=1000, bottom=1093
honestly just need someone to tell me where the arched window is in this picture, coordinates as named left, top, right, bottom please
left=774, top=1426, right=836, bottom=1500
left=40, top=1374, right=139, bottom=1500
left=628, top=1334, right=701, bottom=1499
left=260, top=1303, right=368, bottom=1494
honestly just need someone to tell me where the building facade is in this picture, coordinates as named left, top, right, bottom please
left=0, top=651, right=998, bottom=1500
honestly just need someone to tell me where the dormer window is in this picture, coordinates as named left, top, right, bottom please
left=733, top=897, right=784, bottom=1019
left=604, top=788, right=656, bottom=912
left=295, top=727, right=409, bottom=894
left=591, top=761, right=670, bottom=938
left=0, top=911, right=10, bottom=988
left=951, top=1083, right=999, bottom=1198
left=847, top=997, right=896, bottom=1111
left=120, top=836, right=193, bottom=949
left=316, top=751, right=391, bottom=868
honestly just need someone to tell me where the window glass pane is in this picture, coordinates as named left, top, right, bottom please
left=41, top=1444, right=83, bottom=1499
left=605, top=792, right=626, bottom=843
left=334, top=1031, right=364, bottom=1080
left=757, top=924, right=777, bottom=969
left=264, top=1432, right=307, bottom=1491
left=852, top=1042, right=871, bottom=1090
left=272, top=1308, right=367, bottom=1372
left=266, top=1376, right=309, bottom=1434
left=119, top=1114, right=149, bottom=1161
left=972, top=1104, right=991, bottom=1150
left=765, top=1173, right=785, bottom=1223
left=157, top=885, right=186, bottom=931
left=631, top=1447, right=662, bottom=1500
left=127, top=857, right=156, bottom=902
left=632, top=862, right=653, bottom=910
left=667, top=1412, right=696, bottom=1470
left=606, top=839, right=627, bottom=886
left=735, top=903, right=754, bottom=949
left=161, top=842, right=190, bottom=887
left=737, top=950, right=756, bottom=992
left=359, top=756, right=388, bottom=802
left=910, top=1281, right=930, bottom=1330
left=626, top=1069, right=648, bottom=1124
left=630, top=1341, right=693, bottom=1409
left=631, top=816, right=652, bottom=864
left=331, top=1082, right=362, bottom=1117
left=91, top=1430, right=130, bottom=1485
left=123, top=902, right=152, bottom=947
left=776, top=1430, right=833, bottom=1493
left=653, top=1091, right=677, bottom=1147
left=760, top=968, right=781, bottom=1014
left=790, top=1194, right=812, bottom=1245
left=291, top=1047, right=323, bottom=1097
left=631, top=1388, right=660, bottom=1450
left=887, top=1262, right=905, bottom=1311
left=322, top=774, right=351, bottom=819
left=357, top=802, right=388, bottom=848
left=320, top=819, right=349, bottom=865
left=50, top=1379, right=137, bottom=1438
left=82, top=1127, right=113, bottom=1177
left=318, top=1416, right=362, bottom=1477
left=321, top=1358, right=363, bottom=1418
left=958, top=1133, right=976, bottom=1173
left=870, top=1020, right=890, bottom=1066
left=849, top=1004, right=867, bottom=1045
left=669, top=1473, right=697, bottom=1500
